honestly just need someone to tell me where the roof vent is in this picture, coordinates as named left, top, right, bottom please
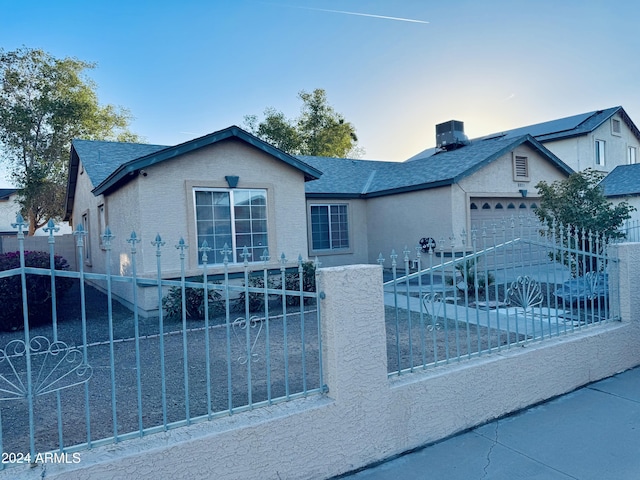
left=436, top=120, right=468, bottom=151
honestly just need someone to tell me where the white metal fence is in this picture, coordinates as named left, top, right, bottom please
left=382, top=219, right=618, bottom=375
left=0, top=217, right=322, bottom=464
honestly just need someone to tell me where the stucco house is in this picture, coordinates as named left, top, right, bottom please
left=302, top=134, right=573, bottom=266
left=64, top=126, right=322, bottom=309
left=64, top=106, right=640, bottom=309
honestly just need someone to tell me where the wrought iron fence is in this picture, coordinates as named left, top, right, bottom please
left=0, top=216, right=323, bottom=464
left=382, top=217, right=619, bottom=376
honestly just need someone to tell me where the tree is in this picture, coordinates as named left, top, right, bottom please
left=244, top=88, right=361, bottom=158
left=535, top=168, right=635, bottom=274
left=0, top=47, right=140, bottom=235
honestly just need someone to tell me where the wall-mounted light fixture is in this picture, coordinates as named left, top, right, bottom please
left=519, top=189, right=527, bottom=198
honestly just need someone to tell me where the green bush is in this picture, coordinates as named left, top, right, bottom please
left=235, top=274, right=279, bottom=312
left=284, top=261, right=316, bottom=306
left=0, top=251, right=73, bottom=331
left=448, top=258, right=494, bottom=293
left=162, top=277, right=223, bottom=321
left=236, top=262, right=317, bottom=312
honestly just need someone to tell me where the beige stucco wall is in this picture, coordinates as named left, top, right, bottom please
left=544, top=112, right=640, bottom=173
left=72, top=139, right=309, bottom=279
left=11, top=243, right=640, bottom=480
left=365, top=187, right=453, bottom=263
left=458, top=143, right=569, bottom=243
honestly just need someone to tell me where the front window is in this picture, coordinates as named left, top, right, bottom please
left=628, top=146, right=637, bottom=164
left=595, top=140, right=606, bottom=166
left=195, top=188, right=268, bottom=264
left=310, top=204, right=349, bottom=251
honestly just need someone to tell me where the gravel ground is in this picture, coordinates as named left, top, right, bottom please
left=0, top=281, right=321, bottom=455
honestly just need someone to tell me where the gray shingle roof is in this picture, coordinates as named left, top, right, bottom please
left=72, top=139, right=168, bottom=187
left=600, top=163, right=640, bottom=197
left=407, top=106, right=634, bottom=162
left=304, top=134, right=572, bottom=198
left=65, top=126, right=323, bottom=219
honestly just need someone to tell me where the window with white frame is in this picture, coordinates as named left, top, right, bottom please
left=194, top=188, right=268, bottom=265
left=81, top=211, right=91, bottom=265
left=595, top=139, right=606, bottom=166
left=310, top=204, right=349, bottom=251
left=628, top=146, right=637, bottom=164
left=98, top=203, right=107, bottom=248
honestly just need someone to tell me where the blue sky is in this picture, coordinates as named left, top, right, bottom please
left=1, top=0, right=640, bottom=186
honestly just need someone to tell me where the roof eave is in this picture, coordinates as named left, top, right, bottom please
left=63, top=145, right=81, bottom=221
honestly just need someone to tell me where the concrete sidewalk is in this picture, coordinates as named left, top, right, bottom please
left=336, top=366, right=640, bottom=480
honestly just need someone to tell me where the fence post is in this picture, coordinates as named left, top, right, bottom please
left=609, top=242, right=640, bottom=324
left=317, top=264, right=388, bottom=403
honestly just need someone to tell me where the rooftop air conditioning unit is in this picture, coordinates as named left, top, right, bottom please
left=436, top=120, right=468, bottom=151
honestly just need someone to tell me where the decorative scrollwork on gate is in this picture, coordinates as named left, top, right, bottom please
left=423, top=292, right=443, bottom=331
left=232, top=316, right=264, bottom=364
left=0, top=336, right=92, bottom=400
left=506, top=276, right=543, bottom=312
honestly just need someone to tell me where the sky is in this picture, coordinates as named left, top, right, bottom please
left=1, top=0, right=640, bottom=186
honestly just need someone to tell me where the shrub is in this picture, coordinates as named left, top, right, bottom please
left=235, top=274, right=279, bottom=312
left=162, top=277, right=223, bottom=321
left=0, top=251, right=74, bottom=331
left=448, top=258, right=494, bottom=293
left=284, top=261, right=316, bottom=306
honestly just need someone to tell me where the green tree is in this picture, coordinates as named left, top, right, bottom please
left=0, top=47, right=140, bottom=235
left=244, top=88, right=361, bottom=158
left=535, top=168, right=635, bottom=273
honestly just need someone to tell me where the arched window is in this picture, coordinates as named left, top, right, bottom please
left=470, top=202, right=478, bottom=210
left=507, top=203, right=515, bottom=209
left=495, top=203, right=503, bottom=209
left=482, top=203, right=491, bottom=210
left=519, top=203, right=527, bottom=209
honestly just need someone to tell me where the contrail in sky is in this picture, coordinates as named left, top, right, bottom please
left=290, top=6, right=429, bottom=24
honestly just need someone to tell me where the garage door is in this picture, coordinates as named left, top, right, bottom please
left=470, top=197, right=539, bottom=233
left=469, top=198, right=544, bottom=266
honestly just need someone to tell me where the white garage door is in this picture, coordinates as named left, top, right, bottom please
left=468, top=198, right=546, bottom=267
left=470, top=197, right=539, bottom=233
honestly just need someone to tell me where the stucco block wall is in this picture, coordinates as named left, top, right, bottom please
left=14, top=243, right=640, bottom=480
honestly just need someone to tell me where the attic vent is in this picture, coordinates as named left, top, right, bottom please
left=513, top=155, right=529, bottom=181
left=436, top=120, right=469, bottom=151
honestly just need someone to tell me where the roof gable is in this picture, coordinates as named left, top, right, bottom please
left=91, top=126, right=321, bottom=196
left=65, top=126, right=323, bottom=219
